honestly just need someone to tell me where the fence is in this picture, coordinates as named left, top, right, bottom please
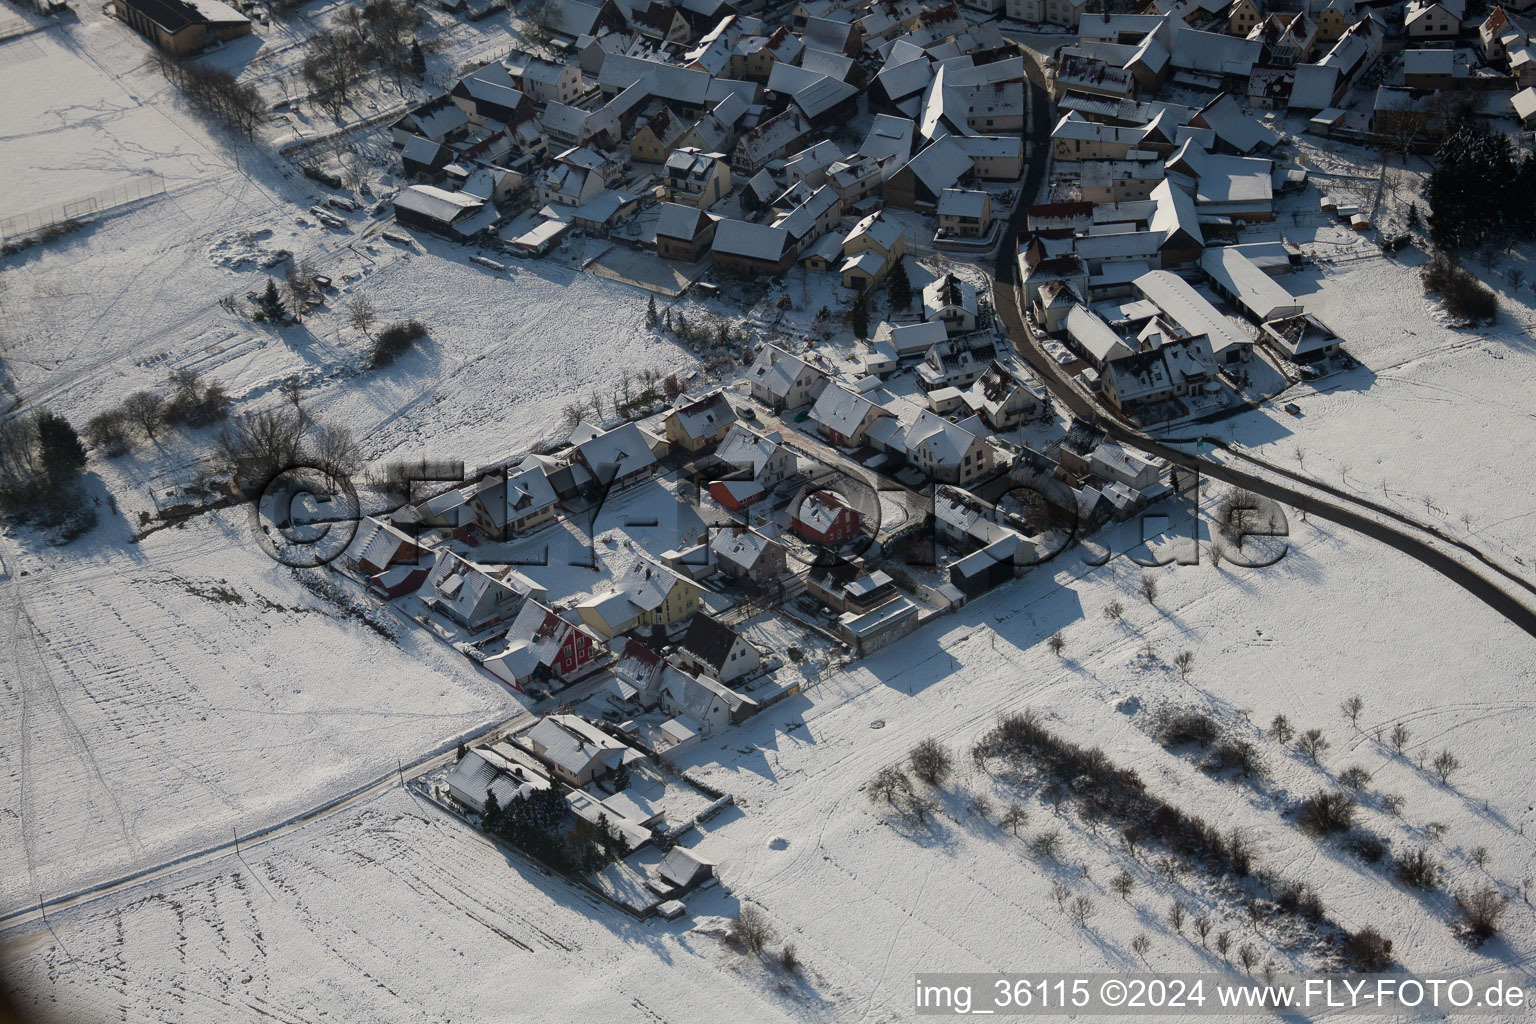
left=0, top=173, right=166, bottom=241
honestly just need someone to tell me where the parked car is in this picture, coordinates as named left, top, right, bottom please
left=1283, top=402, right=1301, bottom=417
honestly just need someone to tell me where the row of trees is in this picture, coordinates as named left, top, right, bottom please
left=480, top=788, right=627, bottom=874
left=149, top=53, right=267, bottom=136
left=1423, top=115, right=1536, bottom=253
left=85, top=369, right=230, bottom=458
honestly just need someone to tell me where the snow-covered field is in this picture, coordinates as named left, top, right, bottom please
left=4, top=4, right=1536, bottom=1021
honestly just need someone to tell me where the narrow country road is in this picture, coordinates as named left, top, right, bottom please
left=991, top=46, right=1536, bottom=640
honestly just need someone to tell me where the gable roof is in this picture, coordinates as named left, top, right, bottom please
left=677, top=613, right=745, bottom=674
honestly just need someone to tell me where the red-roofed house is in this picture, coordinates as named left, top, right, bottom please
left=792, top=490, right=862, bottom=545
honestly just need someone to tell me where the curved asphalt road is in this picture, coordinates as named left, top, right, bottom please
left=993, top=47, right=1536, bottom=640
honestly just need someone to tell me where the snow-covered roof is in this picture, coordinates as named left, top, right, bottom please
left=713, top=219, right=793, bottom=261
left=937, top=188, right=988, bottom=219
left=655, top=202, right=711, bottom=241
left=394, top=185, right=484, bottom=224
left=1200, top=247, right=1302, bottom=322
left=1136, top=268, right=1252, bottom=354
left=1066, top=304, right=1132, bottom=364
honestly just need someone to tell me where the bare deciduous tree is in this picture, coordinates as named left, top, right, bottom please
left=1269, top=714, right=1294, bottom=744
left=1194, top=915, right=1213, bottom=946
left=869, top=766, right=913, bottom=807
left=1389, top=722, right=1410, bottom=754
left=730, top=905, right=775, bottom=955
left=1111, top=870, right=1135, bottom=902
left=1131, top=933, right=1152, bottom=963
left=1341, top=695, right=1365, bottom=727
left=1001, top=803, right=1029, bottom=837
left=1297, top=728, right=1329, bottom=763
left=909, top=738, right=953, bottom=787
left=348, top=293, right=377, bottom=335
left=1068, top=895, right=1095, bottom=927
left=1432, top=749, right=1461, bottom=785
left=1168, top=900, right=1186, bottom=934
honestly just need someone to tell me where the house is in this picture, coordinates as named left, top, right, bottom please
left=712, top=219, right=797, bottom=275
left=612, top=639, right=756, bottom=736
left=1064, top=303, right=1134, bottom=368
left=839, top=212, right=907, bottom=291
left=923, top=272, right=981, bottom=334
left=792, top=489, right=863, bottom=545
left=1089, top=440, right=1163, bottom=489
left=505, top=54, right=585, bottom=106
left=484, top=601, right=602, bottom=689
left=1135, top=268, right=1255, bottom=363
left=1405, top=0, right=1464, bottom=40
left=1480, top=6, right=1527, bottom=63
left=807, top=385, right=891, bottom=445
left=571, top=421, right=660, bottom=491
left=652, top=846, right=715, bottom=894
left=673, top=613, right=760, bottom=682
left=917, top=334, right=998, bottom=391
left=576, top=560, right=702, bottom=639
left=655, top=202, right=718, bottom=261
left=903, top=411, right=998, bottom=485
left=879, top=319, right=950, bottom=361
left=392, top=96, right=471, bottom=147
left=1101, top=334, right=1219, bottom=416
left=715, top=422, right=796, bottom=487
left=523, top=714, right=633, bottom=786
left=772, top=185, right=844, bottom=250
left=349, top=516, right=423, bottom=575
left=445, top=745, right=552, bottom=815
left=747, top=343, right=827, bottom=409
left=664, top=148, right=732, bottom=208
left=936, top=189, right=993, bottom=239
left=467, top=462, right=562, bottom=540
left=537, top=147, right=611, bottom=207
left=113, top=0, right=251, bottom=56
left=709, top=525, right=788, bottom=581
left=1259, top=311, right=1343, bottom=363
left=839, top=594, right=919, bottom=654
left=423, top=551, right=545, bottom=631
left=807, top=562, right=897, bottom=613
left=664, top=389, right=737, bottom=451
left=631, top=107, right=692, bottom=163
left=451, top=66, right=530, bottom=126
left=1189, top=92, right=1278, bottom=155
left=963, top=361, right=1046, bottom=430
left=710, top=477, right=766, bottom=511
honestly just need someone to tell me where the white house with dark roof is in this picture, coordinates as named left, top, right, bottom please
left=423, top=550, right=547, bottom=632
left=808, top=384, right=892, bottom=445
left=672, top=613, right=761, bottom=682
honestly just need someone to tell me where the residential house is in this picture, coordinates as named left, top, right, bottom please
left=451, top=66, right=531, bottom=125
left=349, top=516, right=423, bottom=576
left=1405, top=0, right=1464, bottom=40
left=673, top=613, right=760, bottom=682
left=709, top=525, right=788, bottom=581
left=571, top=421, right=661, bottom=491
left=484, top=600, right=603, bottom=689
left=423, top=550, right=546, bottom=631
left=1259, top=311, right=1344, bottom=363
left=576, top=560, right=702, bottom=639
left=807, top=385, right=891, bottom=445
left=466, top=462, right=562, bottom=540
left=917, top=334, right=997, bottom=391
left=839, top=212, right=907, bottom=291
left=923, top=272, right=981, bottom=334
left=631, top=107, right=691, bottom=163
left=664, top=389, right=737, bottom=451
left=747, top=343, right=827, bottom=409
left=393, top=185, right=492, bottom=238
left=655, top=202, right=718, bottom=261
left=1227, top=0, right=1262, bottom=36
left=537, top=146, right=611, bottom=207
left=445, top=744, right=552, bottom=814
left=522, top=714, right=633, bottom=786
left=936, top=189, right=993, bottom=239
left=611, top=639, right=756, bottom=737
left=664, top=147, right=732, bottom=208
left=792, top=490, right=864, bottom=545
left=506, top=54, right=585, bottom=106
left=963, top=361, right=1046, bottom=430
left=903, top=411, right=999, bottom=485
left=715, top=422, right=796, bottom=487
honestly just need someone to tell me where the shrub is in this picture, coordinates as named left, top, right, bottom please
left=1456, top=886, right=1508, bottom=942
left=1207, top=739, right=1266, bottom=781
left=1394, top=846, right=1440, bottom=889
left=371, top=319, right=429, bottom=367
left=85, top=409, right=132, bottom=457
left=1341, top=927, right=1394, bottom=971
left=1421, top=253, right=1497, bottom=323
left=1157, top=710, right=1220, bottom=748
left=1346, top=830, right=1388, bottom=864
left=778, top=942, right=800, bottom=973
left=909, top=738, right=953, bottom=787
left=1296, top=790, right=1355, bottom=837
